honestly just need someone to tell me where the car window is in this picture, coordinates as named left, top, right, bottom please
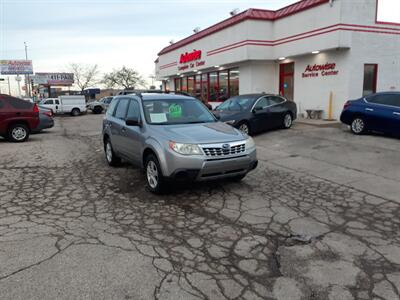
left=218, top=96, right=255, bottom=111
left=268, top=96, right=285, bottom=105
left=126, top=100, right=140, bottom=120
left=368, top=94, right=400, bottom=107
left=107, top=98, right=113, bottom=104
left=143, top=98, right=215, bottom=125
left=9, top=98, right=33, bottom=109
left=254, top=97, right=269, bottom=109
left=114, top=98, right=130, bottom=119
left=106, top=99, right=118, bottom=117
left=45, top=100, right=54, bottom=105
left=55, top=100, right=60, bottom=105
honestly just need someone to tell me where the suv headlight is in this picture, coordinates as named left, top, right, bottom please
left=245, top=136, right=256, bottom=150
left=169, top=141, right=203, bottom=155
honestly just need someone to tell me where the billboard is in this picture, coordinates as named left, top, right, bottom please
left=33, top=72, right=74, bottom=86
left=0, top=60, right=33, bottom=75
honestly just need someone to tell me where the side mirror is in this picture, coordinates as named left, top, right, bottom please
left=126, top=118, right=141, bottom=127
left=252, top=106, right=262, bottom=114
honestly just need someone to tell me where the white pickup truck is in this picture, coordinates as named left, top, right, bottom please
left=40, top=95, right=87, bottom=116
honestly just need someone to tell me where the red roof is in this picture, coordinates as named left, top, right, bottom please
left=158, top=0, right=329, bottom=55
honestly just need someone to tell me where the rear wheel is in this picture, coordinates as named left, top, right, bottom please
left=71, top=108, right=80, bottom=116
left=351, top=117, right=366, bottom=135
left=237, top=121, right=251, bottom=135
left=145, top=154, right=165, bottom=194
left=104, top=138, right=121, bottom=166
left=282, top=113, right=293, bottom=129
left=8, top=123, right=29, bottom=143
left=93, top=106, right=103, bottom=114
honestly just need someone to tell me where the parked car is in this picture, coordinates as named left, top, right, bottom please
left=117, top=89, right=162, bottom=95
left=40, top=95, right=87, bottom=116
left=102, top=93, right=258, bottom=193
left=32, top=106, right=55, bottom=133
left=86, top=96, right=113, bottom=114
left=213, top=94, right=297, bottom=135
left=340, top=92, right=400, bottom=136
left=0, top=94, right=40, bottom=142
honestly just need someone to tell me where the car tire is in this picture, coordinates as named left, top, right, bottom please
left=93, top=106, right=103, bottom=114
left=104, top=138, right=121, bottom=167
left=229, top=174, right=246, bottom=182
left=71, top=108, right=80, bottom=116
left=282, top=113, right=293, bottom=129
left=350, top=117, right=366, bottom=135
left=237, top=121, right=251, bottom=135
left=8, top=123, right=30, bottom=143
left=144, top=154, right=165, bottom=194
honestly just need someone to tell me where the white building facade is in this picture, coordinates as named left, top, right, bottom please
left=155, top=0, right=400, bottom=119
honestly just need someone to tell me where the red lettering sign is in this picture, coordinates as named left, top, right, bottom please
left=303, top=62, right=339, bottom=78
left=179, top=50, right=202, bottom=64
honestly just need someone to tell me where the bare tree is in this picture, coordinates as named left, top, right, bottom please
left=102, top=66, right=146, bottom=90
left=69, top=63, right=99, bottom=92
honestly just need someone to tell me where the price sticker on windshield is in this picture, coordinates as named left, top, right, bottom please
left=169, top=104, right=182, bottom=118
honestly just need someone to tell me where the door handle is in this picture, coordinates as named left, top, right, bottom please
left=365, top=108, right=374, bottom=112
left=393, top=112, right=400, bottom=116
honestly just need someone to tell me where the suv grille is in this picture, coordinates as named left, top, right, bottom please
left=202, top=144, right=245, bottom=157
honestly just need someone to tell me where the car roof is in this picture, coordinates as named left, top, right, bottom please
left=130, top=93, right=195, bottom=101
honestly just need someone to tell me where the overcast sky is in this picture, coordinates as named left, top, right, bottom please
left=0, top=0, right=399, bottom=94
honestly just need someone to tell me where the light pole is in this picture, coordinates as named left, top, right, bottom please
left=24, top=42, right=31, bottom=97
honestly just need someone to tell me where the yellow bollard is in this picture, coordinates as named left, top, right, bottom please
left=328, top=91, right=334, bottom=120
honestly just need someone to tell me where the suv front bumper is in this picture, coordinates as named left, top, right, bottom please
left=164, top=148, right=257, bottom=181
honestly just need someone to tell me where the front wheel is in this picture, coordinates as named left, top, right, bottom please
left=282, top=113, right=293, bottom=129
left=8, top=123, right=30, bottom=143
left=104, top=139, right=121, bottom=166
left=145, top=154, right=165, bottom=194
left=93, top=106, right=103, bottom=114
left=237, top=121, right=251, bottom=135
left=350, top=117, right=366, bottom=135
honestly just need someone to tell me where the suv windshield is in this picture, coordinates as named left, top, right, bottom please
left=143, top=98, right=216, bottom=125
left=217, top=96, right=255, bottom=111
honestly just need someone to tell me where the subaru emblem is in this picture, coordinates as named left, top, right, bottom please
left=222, top=143, right=230, bottom=150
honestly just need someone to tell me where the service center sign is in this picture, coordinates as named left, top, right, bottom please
left=302, top=63, right=339, bottom=78
left=33, top=72, right=74, bottom=86
left=0, top=60, right=33, bottom=75
left=178, top=49, right=205, bottom=71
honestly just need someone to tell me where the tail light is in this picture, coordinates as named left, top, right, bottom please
left=343, top=101, right=351, bottom=110
left=44, top=111, right=53, bottom=118
left=33, top=103, right=39, bottom=113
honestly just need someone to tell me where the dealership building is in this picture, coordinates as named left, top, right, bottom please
left=155, top=0, right=400, bottom=119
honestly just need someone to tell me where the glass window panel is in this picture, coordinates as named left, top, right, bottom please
left=218, top=70, right=229, bottom=101
left=363, top=64, right=377, bottom=96
left=229, top=68, right=240, bottom=97
left=201, top=74, right=208, bottom=102
left=187, top=76, right=195, bottom=96
left=209, top=72, right=218, bottom=101
left=181, top=77, right=187, bottom=92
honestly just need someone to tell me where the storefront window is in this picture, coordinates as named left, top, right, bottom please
left=181, top=77, right=187, bottom=92
left=174, top=78, right=181, bottom=92
left=363, top=64, right=378, bottom=96
left=209, top=72, right=218, bottom=101
left=195, top=75, right=202, bottom=98
left=218, top=70, right=229, bottom=101
left=229, top=68, right=240, bottom=97
left=187, top=76, right=195, bottom=96
left=201, top=74, right=208, bottom=103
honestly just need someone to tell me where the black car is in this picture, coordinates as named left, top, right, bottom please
left=213, top=94, right=297, bottom=134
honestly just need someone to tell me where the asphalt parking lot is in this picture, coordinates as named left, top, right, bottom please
left=0, top=114, right=399, bottom=300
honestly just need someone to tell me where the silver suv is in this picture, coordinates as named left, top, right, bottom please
left=102, top=93, right=258, bottom=193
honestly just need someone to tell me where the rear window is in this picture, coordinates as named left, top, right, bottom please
left=9, top=98, right=33, bottom=109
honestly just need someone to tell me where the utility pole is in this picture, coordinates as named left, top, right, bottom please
left=24, top=42, right=31, bottom=97
left=7, top=77, right=11, bottom=95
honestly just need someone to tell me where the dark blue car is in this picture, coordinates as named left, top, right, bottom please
left=340, top=92, right=400, bottom=136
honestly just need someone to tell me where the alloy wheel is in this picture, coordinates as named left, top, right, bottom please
left=106, top=142, right=113, bottom=163
left=147, top=161, right=159, bottom=189
left=284, top=114, right=292, bottom=128
left=239, top=123, right=249, bottom=134
left=351, top=118, right=365, bottom=134
left=12, top=127, right=27, bottom=141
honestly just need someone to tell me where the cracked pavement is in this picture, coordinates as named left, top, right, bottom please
left=0, top=114, right=399, bottom=300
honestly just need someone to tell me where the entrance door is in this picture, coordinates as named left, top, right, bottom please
left=279, top=63, right=294, bottom=101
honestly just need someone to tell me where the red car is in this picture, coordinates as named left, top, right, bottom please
left=0, top=94, right=40, bottom=142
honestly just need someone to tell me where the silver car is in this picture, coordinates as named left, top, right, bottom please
left=87, top=96, right=114, bottom=114
left=102, top=93, right=258, bottom=193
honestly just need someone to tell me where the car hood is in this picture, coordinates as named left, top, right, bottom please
left=149, top=122, right=246, bottom=144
